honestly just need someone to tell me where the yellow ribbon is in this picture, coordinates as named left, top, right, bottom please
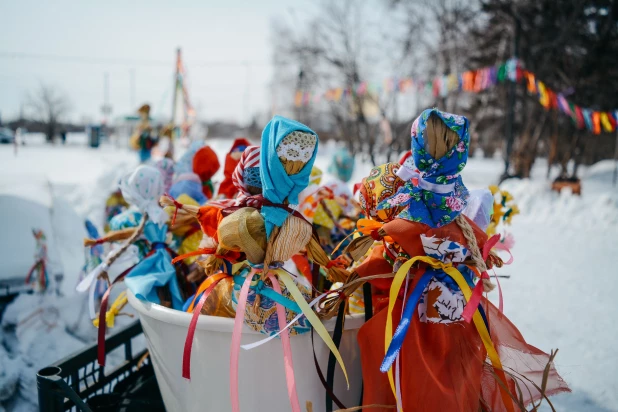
left=277, top=269, right=350, bottom=388
left=385, top=256, right=514, bottom=412
left=93, top=291, right=129, bottom=328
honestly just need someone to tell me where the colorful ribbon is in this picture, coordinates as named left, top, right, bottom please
left=182, top=274, right=229, bottom=379
left=382, top=256, right=514, bottom=412
left=230, top=271, right=255, bottom=412
left=277, top=269, right=350, bottom=387
left=268, top=273, right=301, bottom=412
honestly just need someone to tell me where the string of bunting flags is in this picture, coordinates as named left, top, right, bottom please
left=294, top=58, right=618, bottom=135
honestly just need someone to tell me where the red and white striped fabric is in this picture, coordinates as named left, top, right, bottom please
left=207, top=146, right=261, bottom=209
left=231, top=145, right=260, bottom=199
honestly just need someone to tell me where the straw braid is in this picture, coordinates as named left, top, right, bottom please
left=455, top=214, right=495, bottom=292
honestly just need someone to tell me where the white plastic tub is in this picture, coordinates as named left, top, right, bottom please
left=127, top=290, right=364, bottom=411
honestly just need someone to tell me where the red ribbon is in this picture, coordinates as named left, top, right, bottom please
left=461, top=234, right=502, bottom=323
left=97, top=267, right=132, bottom=366
left=182, top=276, right=226, bottom=379
left=164, top=193, right=183, bottom=227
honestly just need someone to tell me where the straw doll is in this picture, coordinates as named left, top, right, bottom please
left=25, top=229, right=49, bottom=292
left=354, top=108, right=569, bottom=411
left=129, top=104, right=157, bottom=163
left=192, top=145, right=221, bottom=199
left=180, top=119, right=350, bottom=412
left=217, top=138, right=251, bottom=199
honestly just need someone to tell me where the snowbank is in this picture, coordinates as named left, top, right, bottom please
left=0, top=138, right=617, bottom=411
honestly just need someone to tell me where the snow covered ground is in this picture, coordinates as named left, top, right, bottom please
left=0, top=134, right=617, bottom=411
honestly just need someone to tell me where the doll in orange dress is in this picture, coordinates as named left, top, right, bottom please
left=354, top=109, right=570, bottom=411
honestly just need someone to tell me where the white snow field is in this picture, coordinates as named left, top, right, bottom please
left=0, top=133, right=617, bottom=411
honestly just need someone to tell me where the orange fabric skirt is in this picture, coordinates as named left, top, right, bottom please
left=358, top=297, right=570, bottom=411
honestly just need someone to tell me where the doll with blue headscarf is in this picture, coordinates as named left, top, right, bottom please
left=351, top=108, right=569, bottom=410
left=259, top=115, right=320, bottom=269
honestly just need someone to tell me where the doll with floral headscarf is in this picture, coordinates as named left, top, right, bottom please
left=351, top=109, right=569, bottom=411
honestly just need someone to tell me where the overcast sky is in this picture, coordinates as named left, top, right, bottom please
left=0, top=0, right=307, bottom=125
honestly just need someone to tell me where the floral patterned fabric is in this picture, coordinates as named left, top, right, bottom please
left=231, top=267, right=311, bottom=336
left=243, top=167, right=262, bottom=189
left=378, top=108, right=470, bottom=227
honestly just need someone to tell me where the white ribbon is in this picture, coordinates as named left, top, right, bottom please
left=241, top=292, right=328, bottom=350
left=396, top=164, right=456, bottom=194
left=77, top=245, right=140, bottom=320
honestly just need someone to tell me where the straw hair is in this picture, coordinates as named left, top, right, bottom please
left=424, top=115, right=494, bottom=292
left=264, top=215, right=312, bottom=269
left=138, top=104, right=150, bottom=115
left=305, top=235, right=350, bottom=283
left=424, top=113, right=460, bottom=159
left=218, top=207, right=267, bottom=264
left=455, top=214, right=495, bottom=292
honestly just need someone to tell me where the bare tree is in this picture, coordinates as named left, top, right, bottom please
left=26, top=84, right=71, bottom=143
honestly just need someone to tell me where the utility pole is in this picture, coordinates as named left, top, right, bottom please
left=502, top=18, right=521, bottom=181
left=101, top=72, right=112, bottom=125
left=295, top=69, right=305, bottom=124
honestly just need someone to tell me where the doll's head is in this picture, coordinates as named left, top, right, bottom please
left=359, top=162, right=405, bottom=222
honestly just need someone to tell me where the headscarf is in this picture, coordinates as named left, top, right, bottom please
left=153, top=158, right=175, bottom=192
left=175, top=140, right=206, bottom=175
left=119, top=165, right=168, bottom=225
left=259, top=116, right=318, bottom=237
left=173, top=172, right=201, bottom=185
left=359, top=162, right=405, bottom=222
left=218, top=138, right=251, bottom=198
left=328, top=147, right=355, bottom=182
left=169, top=180, right=208, bottom=205
left=193, top=146, right=221, bottom=199
left=378, top=108, right=470, bottom=227
left=231, top=145, right=261, bottom=201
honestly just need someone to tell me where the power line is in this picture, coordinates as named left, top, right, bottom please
left=0, top=51, right=272, bottom=67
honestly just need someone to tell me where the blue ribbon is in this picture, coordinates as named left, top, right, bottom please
left=232, top=274, right=302, bottom=314
left=380, top=273, right=432, bottom=373
left=380, top=270, right=492, bottom=373
left=151, top=241, right=167, bottom=250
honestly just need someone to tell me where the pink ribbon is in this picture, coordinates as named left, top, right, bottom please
left=267, top=273, right=301, bottom=412
left=461, top=234, right=501, bottom=323
left=493, top=240, right=514, bottom=265
left=230, top=270, right=255, bottom=412
left=182, top=277, right=225, bottom=379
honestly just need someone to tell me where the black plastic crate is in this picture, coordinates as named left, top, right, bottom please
left=36, top=320, right=164, bottom=412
